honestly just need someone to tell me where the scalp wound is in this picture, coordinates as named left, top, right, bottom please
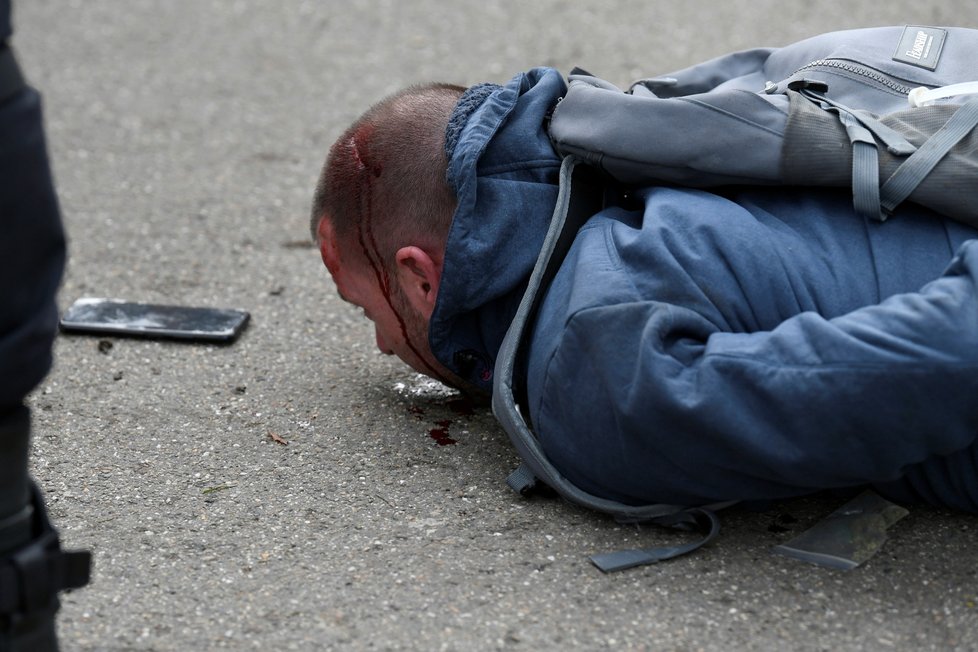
left=350, top=126, right=382, bottom=178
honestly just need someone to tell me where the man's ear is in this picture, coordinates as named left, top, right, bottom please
left=394, top=246, right=441, bottom=319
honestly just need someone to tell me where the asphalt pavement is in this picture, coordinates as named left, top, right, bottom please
left=12, top=1, right=978, bottom=650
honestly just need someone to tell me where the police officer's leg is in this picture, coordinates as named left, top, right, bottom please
left=0, top=44, right=90, bottom=652
left=0, top=408, right=31, bottom=555
left=0, top=408, right=56, bottom=651
left=0, top=405, right=89, bottom=652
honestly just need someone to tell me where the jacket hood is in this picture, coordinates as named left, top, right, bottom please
left=429, top=67, right=566, bottom=393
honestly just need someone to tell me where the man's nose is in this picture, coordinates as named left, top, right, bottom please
left=375, top=326, right=394, bottom=355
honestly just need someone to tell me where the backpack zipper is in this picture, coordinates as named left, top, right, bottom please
left=793, top=59, right=917, bottom=95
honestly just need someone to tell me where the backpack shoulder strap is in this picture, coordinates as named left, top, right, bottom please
left=492, top=156, right=729, bottom=571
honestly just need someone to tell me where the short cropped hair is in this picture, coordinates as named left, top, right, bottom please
left=310, top=83, right=465, bottom=265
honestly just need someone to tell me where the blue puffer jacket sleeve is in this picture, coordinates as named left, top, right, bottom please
left=526, top=186, right=978, bottom=510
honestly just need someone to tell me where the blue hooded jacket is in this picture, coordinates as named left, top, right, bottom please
left=431, top=68, right=565, bottom=390
left=434, top=68, right=978, bottom=512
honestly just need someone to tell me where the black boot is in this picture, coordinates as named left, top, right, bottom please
left=0, top=407, right=31, bottom=555
left=0, top=406, right=90, bottom=652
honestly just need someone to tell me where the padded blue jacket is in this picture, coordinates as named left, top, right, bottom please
left=434, top=68, right=978, bottom=512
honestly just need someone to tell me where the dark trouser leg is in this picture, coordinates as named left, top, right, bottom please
left=0, top=45, right=88, bottom=652
left=0, top=407, right=59, bottom=652
left=0, top=406, right=90, bottom=652
left=0, top=406, right=31, bottom=555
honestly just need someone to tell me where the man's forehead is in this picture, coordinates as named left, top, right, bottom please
left=321, top=244, right=340, bottom=276
left=325, top=258, right=363, bottom=310
left=317, top=219, right=342, bottom=272
left=318, top=237, right=362, bottom=308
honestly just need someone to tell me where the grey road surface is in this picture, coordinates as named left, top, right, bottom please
left=12, top=1, right=978, bottom=650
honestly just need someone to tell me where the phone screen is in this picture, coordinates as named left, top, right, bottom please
left=60, top=298, right=250, bottom=342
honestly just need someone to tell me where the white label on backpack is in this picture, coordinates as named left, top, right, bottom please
left=893, top=25, right=947, bottom=71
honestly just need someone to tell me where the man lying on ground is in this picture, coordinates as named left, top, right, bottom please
left=310, top=68, right=978, bottom=514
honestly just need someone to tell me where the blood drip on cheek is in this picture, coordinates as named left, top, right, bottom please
left=349, top=130, right=451, bottom=386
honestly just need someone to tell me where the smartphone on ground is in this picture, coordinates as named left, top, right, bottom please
left=59, top=297, right=250, bottom=342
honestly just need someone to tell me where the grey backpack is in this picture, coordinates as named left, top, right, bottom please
left=550, top=25, right=978, bottom=225
left=493, top=25, right=978, bottom=572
